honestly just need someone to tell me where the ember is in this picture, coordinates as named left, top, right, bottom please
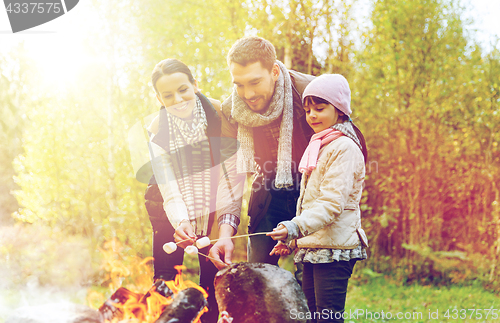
left=99, top=265, right=208, bottom=323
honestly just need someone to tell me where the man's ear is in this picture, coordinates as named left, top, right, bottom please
left=272, top=63, right=280, bottom=82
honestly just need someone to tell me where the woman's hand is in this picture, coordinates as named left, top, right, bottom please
left=269, top=241, right=292, bottom=256
left=174, top=221, right=196, bottom=248
left=266, top=224, right=288, bottom=241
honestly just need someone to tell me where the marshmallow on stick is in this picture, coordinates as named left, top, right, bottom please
left=196, top=237, right=211, bottom=249
left=185, top=245, right=199, bottom=255
left=163, top=242, right=177, bottom=254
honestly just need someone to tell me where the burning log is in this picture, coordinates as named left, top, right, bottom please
left=214, top=263, right=311, bottom=323
left=155, top=288, right=208, bottom=323
left=99, top=287, right=144, bottom=321
left=98, top=265, right=208, bottom=323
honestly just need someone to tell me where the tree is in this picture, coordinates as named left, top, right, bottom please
left=353, top=0, right=500, bottom=282
left=0, top=44, right=35, bottom=225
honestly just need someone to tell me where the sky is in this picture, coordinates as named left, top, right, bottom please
left=461, top=0, right=500, bottom=51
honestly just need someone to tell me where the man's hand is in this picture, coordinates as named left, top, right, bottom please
left=174, top=221, right=196, bottom=249
left=269, top=241, right=292, bottom=256
left=208, top=223, right=235, bottom=270
left=209, top=239, right=234, bottom=269
left=266, top=224, right=288, bottom=241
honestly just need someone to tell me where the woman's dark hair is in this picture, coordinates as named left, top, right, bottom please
left=303, top=96, right=368, bottom=164
left=151, top=58, right=195, bottom=93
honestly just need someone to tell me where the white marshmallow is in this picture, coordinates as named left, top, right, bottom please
left=163, top=242, right=177, bottom=254
left=196, top=237, right=211, bottom=249
left=185, top=245, right=198, bottom=255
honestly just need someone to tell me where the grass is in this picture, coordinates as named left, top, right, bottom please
left=346, top=277, right=500, bottom=322
left=182, top=257, right=500, bottom=322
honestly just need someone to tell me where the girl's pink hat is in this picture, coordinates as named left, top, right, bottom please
left=302, top=74, right=352, bottom=116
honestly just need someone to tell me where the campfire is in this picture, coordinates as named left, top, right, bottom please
left=99, top=265, right=208, bottom=323
left=5, top=261, right=310, bottom=323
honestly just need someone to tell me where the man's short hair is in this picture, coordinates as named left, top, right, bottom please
left=227, top=36, right=277, bottom=71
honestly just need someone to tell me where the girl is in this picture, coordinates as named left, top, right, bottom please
left=144, top=58, right=221, bottom=323
left=267, top=74, right=369, bottom=323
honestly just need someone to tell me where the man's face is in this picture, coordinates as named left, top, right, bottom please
left=229, top=61, right=280, bottom=113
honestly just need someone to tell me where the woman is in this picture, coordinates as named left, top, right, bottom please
left=144, top=58, right=221, bottom=323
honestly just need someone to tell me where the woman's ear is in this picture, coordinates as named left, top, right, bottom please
left=156, top=94, right=164, bottom=106
left=194, top=79, right=200, bottom=93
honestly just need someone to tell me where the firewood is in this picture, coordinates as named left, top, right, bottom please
left=155, top=287, right=207, bottom=323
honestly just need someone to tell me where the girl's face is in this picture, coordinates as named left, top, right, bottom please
left=304, top=102, right=339, bottom=133
left=155, top=72, right=199, bottom=120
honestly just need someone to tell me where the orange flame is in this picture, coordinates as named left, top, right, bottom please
left=166, top=265, right=209, bottom=298
left=101, top=265, right=208, bottom=323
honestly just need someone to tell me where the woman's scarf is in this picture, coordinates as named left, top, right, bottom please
left=230, top=61, right=294, bottom=188
left=166, top=96, right=211, bottom=235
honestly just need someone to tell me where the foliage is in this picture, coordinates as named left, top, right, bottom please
left=352, top=0, right=500, bottom=283
left=130, top=0, right=247, bottom=100
left=0, top=45, right=34, bottom=225
left=0, top=223, right=95, bottom=288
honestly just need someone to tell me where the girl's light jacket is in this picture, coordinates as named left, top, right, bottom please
left=290, top=135, right=369, bottom=250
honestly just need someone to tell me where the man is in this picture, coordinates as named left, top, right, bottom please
left=209, top=36, right=315, bottom=268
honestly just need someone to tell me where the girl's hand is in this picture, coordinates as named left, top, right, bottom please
left=174, top=221, right=196, bottom=248
left=266, top=224, right=288, bottom=241
left=269, top=241, right=292, bottom=256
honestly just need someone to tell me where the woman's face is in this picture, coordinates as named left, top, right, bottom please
left=304, top=102, right=339, bottom=133
left=155, top=72, right=199, bottom=120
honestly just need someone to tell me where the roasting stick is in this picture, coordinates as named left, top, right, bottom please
left=197, top=251, right=229, bottom=266
left=163, top=237, right=194, bottom=254
left=194, top=232, right=273, bottom=249
left=163, top=235, right=200, bottom=254
left=182, top=231, right=273, bottom=246
left=209, top=231, right=271, bottom=243
left=184, top=245, right=229, bottom=266
left=194, top=232, right=275, bottom=267
left=175, top=237, right=195, bottom=245
left=165, top=232, right=274, bottom=255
